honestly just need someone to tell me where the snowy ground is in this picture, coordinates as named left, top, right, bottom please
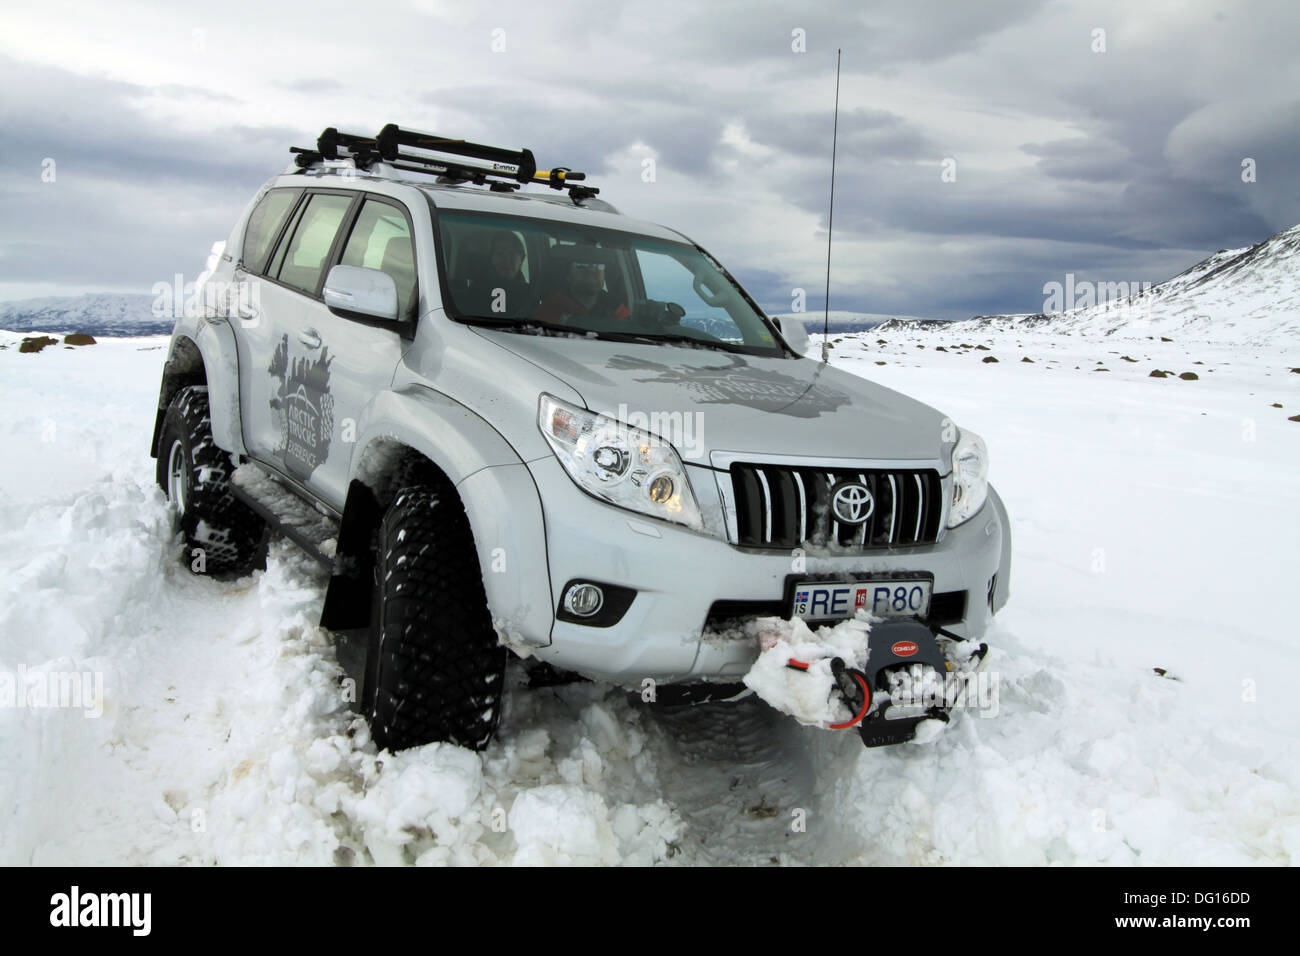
left=1, top=326, right=1298, bottom=865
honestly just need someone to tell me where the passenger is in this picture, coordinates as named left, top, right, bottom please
left=534, top=259, right=631, bottom=323
left=467, top=232, right=534, bottom=317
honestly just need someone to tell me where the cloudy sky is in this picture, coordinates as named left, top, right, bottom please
left=1, top=0, right=1297, bottom=319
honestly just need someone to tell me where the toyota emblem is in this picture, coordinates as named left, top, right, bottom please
left=831, top=482, right=874, bottom=525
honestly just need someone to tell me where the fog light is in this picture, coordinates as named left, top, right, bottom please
left=563, top=583, right=604, bottom=617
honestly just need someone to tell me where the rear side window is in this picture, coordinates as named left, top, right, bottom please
left=339, top=199, right=418, bottom=319
left=274, top=193, right=354, bottom=295
left=240, top=188, right=300, bottom=274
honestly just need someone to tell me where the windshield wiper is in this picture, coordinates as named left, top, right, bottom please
left=459, top=315, right=585, bottom=337
left=464, top=317, right=762, bottom=353
left=598, top=330, right=748, bottom=353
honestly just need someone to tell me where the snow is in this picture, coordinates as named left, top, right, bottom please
left=1, top=322, right=1298, bottom=865
left=741, top=616, right=871, bottom=728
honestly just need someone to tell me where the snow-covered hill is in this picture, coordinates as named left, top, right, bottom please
left=0, top=293, right=173, bottom=337
left=963, top=224, right=1300, bottom=345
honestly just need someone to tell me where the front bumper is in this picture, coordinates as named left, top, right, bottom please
left=524, top=456, right=1010, bottom=686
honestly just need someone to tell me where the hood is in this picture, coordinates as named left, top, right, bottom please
left=473, top=329, right=951, bottom=467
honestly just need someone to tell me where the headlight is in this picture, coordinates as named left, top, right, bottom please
left=947, top=428, right=989, bottom=528
left=537, top=393, right=703, bottom=531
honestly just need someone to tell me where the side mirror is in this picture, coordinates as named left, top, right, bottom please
left=772, top=315, right=810, bottom=355
left=323, top=265, right=399, bottom=322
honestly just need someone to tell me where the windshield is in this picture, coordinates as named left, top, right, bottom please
left=433, top=207, right=784, bottom=355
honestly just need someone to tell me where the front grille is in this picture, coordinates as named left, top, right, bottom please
left=729, top=464, right=944, bottom=550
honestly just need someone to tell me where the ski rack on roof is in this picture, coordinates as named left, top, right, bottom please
left=289, top=124, right=601, bottom=204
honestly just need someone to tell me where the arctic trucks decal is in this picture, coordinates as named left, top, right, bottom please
left=605, top=353, right=852, bottom=418
left=268, top=334, right=335, bottom=479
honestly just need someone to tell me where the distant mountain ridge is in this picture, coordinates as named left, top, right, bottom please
left=774, top=311, right=952, bottom=336
left=0, top=293, right=172, bottom=336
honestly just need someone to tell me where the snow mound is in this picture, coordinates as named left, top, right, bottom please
left=742, top=616, right=871, bottom=728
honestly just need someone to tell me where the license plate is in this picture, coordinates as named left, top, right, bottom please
left=790, top=578, right=932, bottom=622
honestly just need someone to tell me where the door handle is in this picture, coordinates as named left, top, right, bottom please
left=298, top=329, right=322, bottom=350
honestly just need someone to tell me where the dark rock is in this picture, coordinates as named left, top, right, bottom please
left=1149, top=370, right=1169, bottom=378
left=1161, top=336, right=1173, bottom=342
left=64, top=333, right=96, bottom=346
left=982, top=356, right=999, bottom=363
left=18, top=335, right=58, bottom=353
left=1179, top=372, right=1199, bottom=381
left=1021, top=357, right=1033, bottom=363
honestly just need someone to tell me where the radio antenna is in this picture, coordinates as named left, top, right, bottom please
left=822, top=49, right=841, bottom=364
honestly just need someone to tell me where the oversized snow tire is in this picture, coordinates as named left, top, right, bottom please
left=364, top=485, right=507, bottom=752
left=156, top=385, right=265, bottom=576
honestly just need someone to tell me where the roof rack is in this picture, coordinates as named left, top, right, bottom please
left=289, top=124, right=601, bottom=203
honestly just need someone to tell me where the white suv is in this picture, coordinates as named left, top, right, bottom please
left=150, top=125, right=1011, bottom=752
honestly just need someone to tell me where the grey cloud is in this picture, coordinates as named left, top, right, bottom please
left=1, top=0, right=1297, bottom=322
left=278, top=78, right=345, bottom=93
left=432, top=89, right=726, bottom=178
left=0, top=56, right=290, bottom=185
left=671, top=0, right=1050, bottom=70
left=742, top=107, right=936, bottom=162
left=1021, top=137, right=1133, bottom=183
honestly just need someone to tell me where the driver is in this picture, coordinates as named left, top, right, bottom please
left=467, top=232, right=534, bottom=317
left=534, top=259, right=631, bottom=323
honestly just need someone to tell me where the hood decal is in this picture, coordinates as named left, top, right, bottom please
left=605, top=353, right=852, bottom=418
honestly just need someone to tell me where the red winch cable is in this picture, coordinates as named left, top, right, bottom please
left=828, top=671, right=871, bottom=730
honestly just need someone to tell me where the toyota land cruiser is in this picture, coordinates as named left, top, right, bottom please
left=150, top=125, right=1011, bottom=752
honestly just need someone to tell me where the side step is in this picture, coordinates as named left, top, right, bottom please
left=231, top=462, right=340, bottom=567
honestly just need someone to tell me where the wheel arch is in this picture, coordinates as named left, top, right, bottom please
left=150, top=321, right=246, bottom=459
left=989, top=484, right=1012, bottom=614
left=320, top=388, right=553, bottom=645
